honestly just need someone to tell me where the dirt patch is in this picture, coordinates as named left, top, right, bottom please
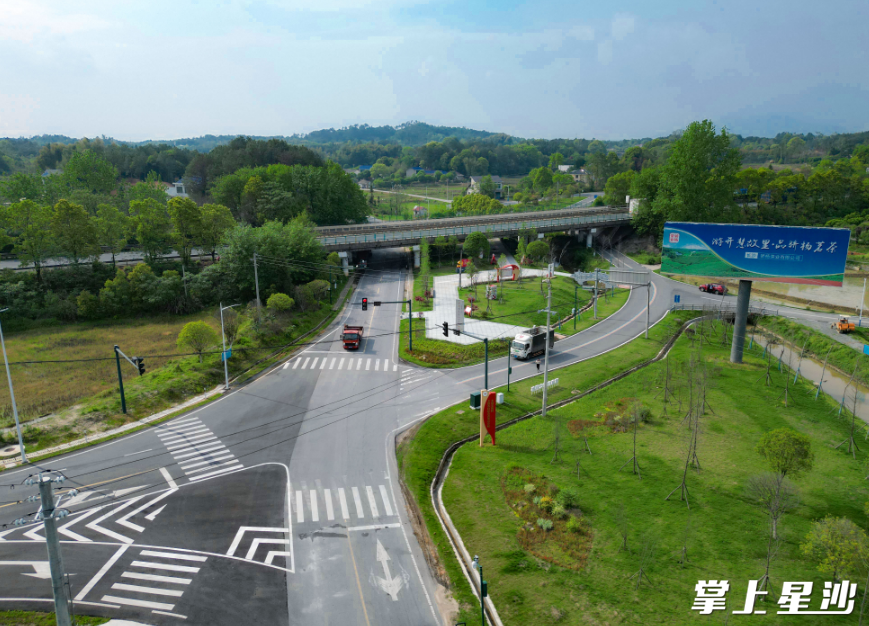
left=566, top=398, right=648, bottom=435
left=434, top=584, right=460, bottom=626
left=399, top=478, right=450, bottom=588
left=500, top=468, right=592, bottom=570
left=566, top=419, right=602, bottom=434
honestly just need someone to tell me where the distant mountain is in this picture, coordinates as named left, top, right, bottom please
left=293, top=121, right=501, bottom=145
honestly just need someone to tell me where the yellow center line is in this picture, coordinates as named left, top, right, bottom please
left=347, top=533, right=372, bottom=626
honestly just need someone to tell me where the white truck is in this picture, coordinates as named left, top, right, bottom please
left=510, top=327, right=555, bottom=360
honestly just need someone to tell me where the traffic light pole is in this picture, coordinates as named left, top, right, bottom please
left=441, top=322, right=489, bottom=389
left=114, top=345, right=126, bottom=414
left=360, top=299, right=414, bottom=352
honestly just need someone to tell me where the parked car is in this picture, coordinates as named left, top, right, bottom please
left=698, top=283, right=727, bottom=295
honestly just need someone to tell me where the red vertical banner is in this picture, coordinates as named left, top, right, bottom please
left=480, top=389, right=497, bottom=446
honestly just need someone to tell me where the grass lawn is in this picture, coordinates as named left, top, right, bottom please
left=758, top=316, right=869, bottom=387
left=441, top=321, right=868, bottom=625
left=627, top=250, right=662, bottom=265
left=0, top=611, right=107, bottom=625
left=0, top=276, right=352, bottom=454
left=397, top=315, right=693, bottom=624
left=398, top=278, right=631, bottom=368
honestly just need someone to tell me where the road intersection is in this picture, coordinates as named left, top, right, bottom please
left=0, top=247, right=846, bottom=624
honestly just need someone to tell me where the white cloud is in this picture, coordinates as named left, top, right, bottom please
left=0, top=1, right=111, bottom=43
left=611, top=13, right=636, bottom=41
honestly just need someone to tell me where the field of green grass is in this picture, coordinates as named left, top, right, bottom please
left=0, top=277, right=351, bottom=454
left=440, top=322, right=868, bottom=624
left=398, top=276, right=630, bottom=367
left=397, top=315, right=692, bottom=624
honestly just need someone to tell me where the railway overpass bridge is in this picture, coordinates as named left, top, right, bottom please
left=316, top=206, right=632, bottom=267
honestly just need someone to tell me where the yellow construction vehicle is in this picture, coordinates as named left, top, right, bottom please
left=832, top=317, right=856, bottom=334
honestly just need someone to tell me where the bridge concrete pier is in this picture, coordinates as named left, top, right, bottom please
left=586, top=229, right=595, bottom=248
left=413, top=245, right=421, bottom=268
left=338, top=251, right=350, bottom=276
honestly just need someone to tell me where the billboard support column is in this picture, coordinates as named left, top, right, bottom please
left=730, top=280, right=752, bottom=364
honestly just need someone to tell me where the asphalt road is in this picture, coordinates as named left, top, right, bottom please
left=0, top=246, right=846, bottom=625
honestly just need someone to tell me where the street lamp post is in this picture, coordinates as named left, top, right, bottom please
left=0, top=309, right=26, bottom=463
left=220, top=303, right=241, bottom=390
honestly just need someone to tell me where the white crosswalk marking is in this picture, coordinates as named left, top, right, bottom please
left=301, top=357, right=309, bottom=369
left=293, top=359, right=300, bottom=369
left=352, top=487, right=364, bottom=518
left=366, top=486, right=380, bottom=518
left=366, top=358, right=371, bottom=370
left=324, top=489, right=334, bottom=520
left=329, top=358, right=336, bottom=369
left=338, top=488, right=349, bottom=520
left=100, top=549, right=207, bottom=614
left=310, top=357, right=318, bottom=369
left=296, top=491, right=303, bottom=523
left=357, top=359, right=362, bottom=370
left=375, top=359, right=380, bottom=371
left=394, top=363, right=398, bottom=371
left=379, top=485, right=394, bottom=517
left=310, top=490, right=319, bottom=522
left=320, top=358, right=327, bottom=369
left=158, top=419, right=243, bottom=483
left=283, top=361, right=290, bottom=370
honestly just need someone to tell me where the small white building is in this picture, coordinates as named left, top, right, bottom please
left=165, top=181, right=189, bottom=199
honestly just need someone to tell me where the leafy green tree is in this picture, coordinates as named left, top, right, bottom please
left=129, top=199, right=173, bottom=265
left=177, top=320, right=219, bottom=363
left=452, top=194, right=500, bottom=215
left=51, top=199, right=99, bottom=264
left=650, top=120, right=741, bottom=236
left=479, top=175, right=496, bottom=198
left=801, top=516, right=868, bottom=582
left=76, top=290, right=101, bottom=319
left=0, top=173, right=42, bottom=203
left=126, top=171, right=170, bottom=207
left=516, top=237, right=527, bottom=264
left=419, top=237, right=431, bottom=276
left=787, top=137, right=806, bottom=161
left=603, top=170, right=636, bottom=206
left=756, top=428, right=815, bottom=478
left=62, top=150, right=118, bottom=196
left=168, top=197, right=202, bottom=267
left=462, top=231, right=490, bottom=261
left=267, top=293, right=295, bottom=312
left=95, top=204, right=130, bottom=267
left=526, top=240, right=549, bottom=261
left=198, top=203, right=235, bottom=262
left=6, top=200, right=55, bottom=282
left=532, top=167, right=554, bottom=193
left=588, top=140, right=607, bottom=154
left=548, top=152, right=564, bottom=171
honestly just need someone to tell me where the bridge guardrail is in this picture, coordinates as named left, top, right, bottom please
left=316, top=212, right=631, bottom=246
left=670, top=303, right=778, bottom=316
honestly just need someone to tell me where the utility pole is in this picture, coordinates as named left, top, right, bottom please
left=646, top=281, right=651, bottom=339
left=220, top=303, right=240, bottom=390
left=16, top=472, right=73, bottom=626
left=573, top=283, right=579, bottom=331
left=252, top=252, right=261, bottom=325
left=0, top=309, right=26, bottom=462
left=542, top=277, right=553, bottom=418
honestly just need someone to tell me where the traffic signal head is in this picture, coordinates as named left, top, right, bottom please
left=362, top=297, right=368, bottom=311
left=136, top=357, right=145, bottom=376
left=442, top=321, right=449, bottom=337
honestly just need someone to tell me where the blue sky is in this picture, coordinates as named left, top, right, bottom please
left=1, top=0, right=867, bottom=141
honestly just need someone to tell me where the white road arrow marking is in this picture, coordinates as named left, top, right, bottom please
left=0, top=561, right=51, bottom=579
left=374, top=539, right=402, bottom=601
left=58, top=506, right=106, bottom=542
left=86, top=497, right=142, bottom=543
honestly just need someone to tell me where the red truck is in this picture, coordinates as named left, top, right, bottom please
left=342, top=325, right=364, bottom=350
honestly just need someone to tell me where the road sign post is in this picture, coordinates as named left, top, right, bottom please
left=730, top=280, right=752, bottom=363
left=114, top=345, right=127, bottom=414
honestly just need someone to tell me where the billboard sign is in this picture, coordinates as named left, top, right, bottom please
left=661, top=222, right=850, bottom=286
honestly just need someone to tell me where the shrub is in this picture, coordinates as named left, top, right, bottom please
left=566, top=516, right=582, bottom=533
left=556, top=488, right=580, bottom=509
left=524, top=484, right=536, bottom=494
left=267, top=292, right=295, bottom=312
left=539, top=496, right=554, bottom=513
left=552, top=504, right=567, bottom=520
left=537, top=518, right=554, bottom=531
left=177, top=320, right=219, bottom=363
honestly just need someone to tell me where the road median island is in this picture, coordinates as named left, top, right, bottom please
left=397, top=284, right=629, bottom=368
left=426, top=318, right=868, bottom=625
left=0, top=273, right=357, bottom=468
left=396, top=313, right=695, bottom=624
